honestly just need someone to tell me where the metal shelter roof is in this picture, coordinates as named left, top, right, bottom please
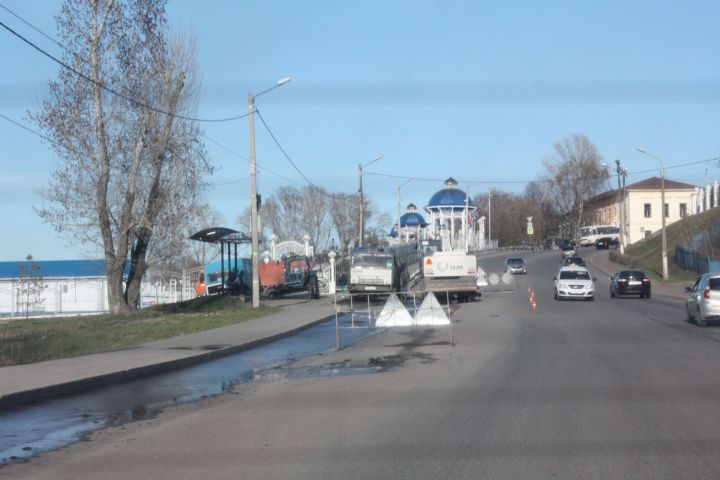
left=190, top=227, right=251, bottom=244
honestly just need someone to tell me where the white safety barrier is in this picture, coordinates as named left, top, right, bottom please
left=331, top=291, right=456, bottom=351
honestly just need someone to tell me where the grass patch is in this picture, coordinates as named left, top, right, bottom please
left=609, top=207, right=720, bottom=283
left=0, top=296, right=278, bottom=367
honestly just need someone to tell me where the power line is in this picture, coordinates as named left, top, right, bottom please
left=202, top=133, right=306, bottom=187
left=0, top=19, right=249, bottom=123
left=0, top=112, right=49, bottom=140
left=0, top=1, right=62, bottom=48
left=254, top=109, right=316, bottom=186
left=254, top=109, right=352, bottom=200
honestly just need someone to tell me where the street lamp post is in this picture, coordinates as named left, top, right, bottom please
left=396, top=177, right=414, bottom=245
left=249, top=77, right=291, bottom=308
left=636, top=147, right=668, bottom=281
left=358, top=155, right=382, bottom=247
left=615, top=159, right=627, bottom=255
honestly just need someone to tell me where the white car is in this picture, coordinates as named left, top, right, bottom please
left=553, top=265, right=595, bottom=301
left=685, top=273, right=720, bottom=327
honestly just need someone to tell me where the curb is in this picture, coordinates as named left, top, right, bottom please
left=0, top=313, right=335, bottom=410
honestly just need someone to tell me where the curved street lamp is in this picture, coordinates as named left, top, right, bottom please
left=249, top=77, right=291, bottom=308
left=636, top=147, right=668, bottom=281
left=358, top=155, right=382, bottom=247
left=396, top=177, right=414, bottom=244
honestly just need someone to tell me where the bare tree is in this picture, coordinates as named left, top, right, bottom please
left=329, top=193, right=361, bottom=251
left=16, top=255, right=47, bottom=318
left=258, top=185, right=335, bottom=251
left=541, top=133, right=609, bottom=235
left=32, top=0, right=211, bottom=313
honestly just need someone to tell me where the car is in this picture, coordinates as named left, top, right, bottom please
left=562, top=256, right=586, bottom=267
left=504, top=257, right=527, bottom=274
left=596, top=237, right=620, bottom=249
left=609, top=270, right=651, bottom=298
left=553, top=265, right=595, bottom=301
left=685, top=273, right=720, bottom=327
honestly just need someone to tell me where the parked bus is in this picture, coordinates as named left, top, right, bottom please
left=576, top=225, right=620, bottom=247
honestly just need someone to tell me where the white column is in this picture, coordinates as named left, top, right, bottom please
left=328, top=251, right=336, bottom=294
left=695, top=187, right=702, bottom=213
left=714, top=181, right=719, bottom=208
left=270, top=234, right=277, bottom=260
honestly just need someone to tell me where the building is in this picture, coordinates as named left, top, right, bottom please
left=0, top=260, right=109, bottom=317
left=388, top=203, right=428, bottom=244
left=424, top=177, right=485, bottom=251
left=0, top=259, right=183, bottom=317
left=585, top=176, right=696, bottom=245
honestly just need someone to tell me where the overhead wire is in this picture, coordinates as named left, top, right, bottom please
left=0, top=18, right=249, bottom=123
left=0, top=1, right=62, bottom=48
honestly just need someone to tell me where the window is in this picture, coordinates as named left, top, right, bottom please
left=680, top=203, right=687, bottom=217
left=644, top=230, right=652, bottom=239
left=644, top=203, right=652, bottom=218
left=664, top=203, right=669, bottom=218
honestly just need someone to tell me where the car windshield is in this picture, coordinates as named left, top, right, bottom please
left=621, top=271, right=645, bottom=279
left=560, top=271, right=591, bottom=280
left=351, top=254, right=394, bottom=268
left=507, top=258, right=523, bottom=265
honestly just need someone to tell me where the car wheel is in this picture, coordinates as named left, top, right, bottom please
left=610, top=288, right=615, bottom=298
left=686, top=304, right=695, bottom=323
left=639, top=293, right=645, bottom=299
left=646, top=292, right=651, bottom=299
left=697, top=308, right=707, bottom=327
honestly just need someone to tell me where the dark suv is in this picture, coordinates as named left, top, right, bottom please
left=609, top=270, right=651, bottom=298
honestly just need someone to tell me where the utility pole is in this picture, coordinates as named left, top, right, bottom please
left=249, top=92, right=259, bottom=308
left=488, top=189, right=492, bottom=249
left=637, top=148, right=668, bottom=281
left=615, top=159, right=626, bottom=254
left=358, top=163, right=364, bottom=247
left=357, top=155, right=382, bottom=248
left=248, top=77, right=291, bottom=308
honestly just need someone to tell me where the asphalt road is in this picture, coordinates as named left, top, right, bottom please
left=7, top=250, right=720, bottom=479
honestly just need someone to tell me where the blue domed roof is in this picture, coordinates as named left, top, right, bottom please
left=388, top=204, right=428, bottom=237
left=426, top=178, right=475, bottom=209
left=400, top=211, right=428, bottom=227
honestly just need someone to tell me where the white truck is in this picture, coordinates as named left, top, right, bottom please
left=422, top=249, right=479, bottom=302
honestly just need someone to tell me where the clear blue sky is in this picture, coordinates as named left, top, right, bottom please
left=2, top=0, right=719, bottom=261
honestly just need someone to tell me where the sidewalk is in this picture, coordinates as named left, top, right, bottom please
left=586, top=248, right=689, bottom=301
left=0, top=298, right=337, bottom=409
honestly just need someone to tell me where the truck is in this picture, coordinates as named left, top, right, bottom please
left=258, top=255, right=320, bottom=299
left=422, top=247, right=479, bottom=302
left=348, top=244, right=421, bottom=296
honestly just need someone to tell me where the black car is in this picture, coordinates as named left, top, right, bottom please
left=596, top=237, right=620, bottom=249
left=609, top=270, right=652, bottom=298
left=562, top=256, right=585, bottom=267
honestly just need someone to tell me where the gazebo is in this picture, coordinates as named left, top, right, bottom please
left=388, top=203, right=428, bottom=244
left=424, top=177, right=477, bottom=251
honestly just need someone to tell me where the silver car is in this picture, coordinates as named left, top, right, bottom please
left=505, top=257, right=527, bottom=274
left=685, top=273, right=720, bottom=327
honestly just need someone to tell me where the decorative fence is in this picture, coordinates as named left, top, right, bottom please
left=676, top=246, right=720, bottom=274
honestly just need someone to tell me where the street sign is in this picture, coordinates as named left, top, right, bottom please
left=527, top=226, right=534, bottom=235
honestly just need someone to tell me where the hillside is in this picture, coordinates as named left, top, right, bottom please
left=610, top=207, right=720, bottom=282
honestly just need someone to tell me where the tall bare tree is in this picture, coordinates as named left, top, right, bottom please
left=32, top=0, right=211, bottom=313
left=541, top=133, right=609, bottom=236
left=329, top=193, right=361, bottom=251
left=259, top=185, right=333, bottom=251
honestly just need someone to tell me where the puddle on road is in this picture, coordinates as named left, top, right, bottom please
left=0, top=314, right=382, bottom=465
left=252, top=361, right=385, bottom=382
